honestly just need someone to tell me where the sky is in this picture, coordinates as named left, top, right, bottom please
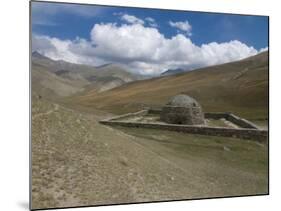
left=31, top=1, right=269, bottom=75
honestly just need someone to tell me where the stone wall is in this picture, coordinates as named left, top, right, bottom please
left=204, top=112, right=229, bottom=119
left=103, top=110, right=148, bottom=122
left=226, top=113, right=259, bottom=129
left=100, top=110, right=267, bottom=142
left=99, top=120, right=268, bottom=142
left=205, top=112, right=259, bottom=129
left=147, top=109, right=161, bottom=115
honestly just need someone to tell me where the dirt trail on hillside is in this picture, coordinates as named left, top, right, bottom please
left=32, top=99, right=204, bottom=208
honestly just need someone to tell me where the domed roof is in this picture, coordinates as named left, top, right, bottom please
left=166, top=94, right=200, bottom=107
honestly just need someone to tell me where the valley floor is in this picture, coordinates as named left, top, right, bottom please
left=31, top=97, right=268, bottom=210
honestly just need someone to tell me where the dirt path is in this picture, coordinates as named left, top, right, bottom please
left=32, top=104, right=59, bottom=120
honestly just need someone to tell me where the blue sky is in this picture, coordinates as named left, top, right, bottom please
left=31, top=1, right=268, bottom=75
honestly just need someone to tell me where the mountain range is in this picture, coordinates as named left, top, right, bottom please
left=72, top=51, right=269, bottom=121
left=31, top=51, right=142, bottom=98
left=32, top=50, right=269, bottom=121
left=161, top=68, right=185, bottom=76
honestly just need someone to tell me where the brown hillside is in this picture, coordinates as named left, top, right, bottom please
left=71, top=51, right=269, bottom=120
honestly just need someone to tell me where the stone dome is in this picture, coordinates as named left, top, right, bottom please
left=166, top=95, right=201, bottom=107
left=160, top=94, right=205, bottom=125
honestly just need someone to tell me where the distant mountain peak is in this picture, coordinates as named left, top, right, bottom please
left=95, top=63, right=113, bottom=69
left=32, top=51, right=49, bottom=60
left=161, top=68, right=185, bottom=76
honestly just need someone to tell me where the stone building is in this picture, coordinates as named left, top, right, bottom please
left=160, top=94, right=205, bottom=125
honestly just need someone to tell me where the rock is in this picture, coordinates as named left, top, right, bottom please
left=223, top=146, right=231, bottom=151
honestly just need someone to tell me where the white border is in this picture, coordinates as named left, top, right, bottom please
left=1, top=0, right=280, bottom=210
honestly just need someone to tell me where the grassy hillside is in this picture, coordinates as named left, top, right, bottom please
left=31, top=94, right=268, bottom=209
left=72, top=51, right=269, bottom=121
left=32, top=63, right=90, bottom=99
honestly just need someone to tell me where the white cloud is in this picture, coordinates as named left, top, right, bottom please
left=32, top=35, right=107, bottom=66
left=259, top=47, right=269, bottom=52
left=145, top=17, right=155, bottom=22
left=33, top=23, right=262, bottom=75
left=120, top=14, right=144, bottom=25
left=118, top=13, right=158, bottom=28
left=90, top=23, right=163, bottom=63
left=169, top=20, right=192, bottom=36
left=145, top=17, right=158, bottom=28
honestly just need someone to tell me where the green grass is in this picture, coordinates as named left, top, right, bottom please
left=115, top=126, right=268, bottom=191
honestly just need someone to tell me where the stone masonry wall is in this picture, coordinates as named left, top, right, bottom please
left=205, top=112, right=259, bottom=129
left=100, top=110, right=267, bottom=142
left=103, top=110, right=148, bottom=122
left=226, top=113, right=259, bottom=129
left=99, top=120, right=268, bottom=142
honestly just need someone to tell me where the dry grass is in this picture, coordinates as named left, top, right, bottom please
left=70, top=52, right=268, bottom=121
left=31, top=96, right=268, bottom=209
